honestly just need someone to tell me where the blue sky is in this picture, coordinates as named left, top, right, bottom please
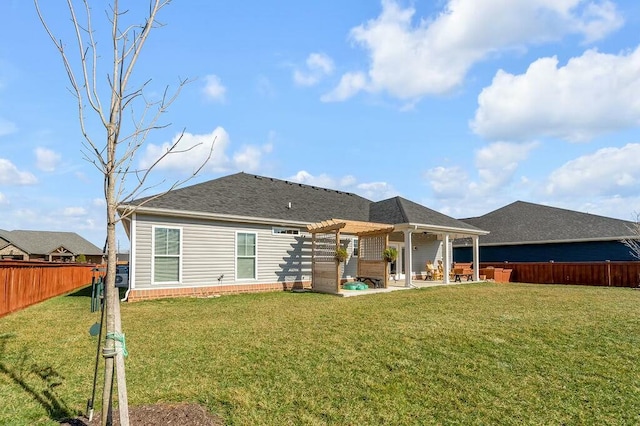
left=1, top=0, right=640, bottom=248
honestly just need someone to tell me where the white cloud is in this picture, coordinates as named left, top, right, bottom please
left=321, top=72, right=368, bottom=102
left=425, top=142, right=537, bottom=208
left=425, top=166, right=470, bottom=199
left=326, top=0, right=622, bottom=102
left=545, top=143, right=640, bottom=197
left=288, top=170, right=337, bottom=189
left=35, top=147, right=62, bottom=172
left=63, top=207, right=88, bottom=217
left=287, top=170, right=398, bottom=201
left=0, top=158, right=37, bottom=185
left=0, top=118, right=17, bottom=137
left=232, top=144, right=273, bottom=172
left=140, top=127, right=273, bottom=175
left=293, top=53, right=335, bottom=87
left=472, top=47, right=640, bottom=142
left=203, top=74, right=226, bottom=102
left=92, top=198, right=106, bottom=207
left=355, top=181, right=398, bottom=200
left=256, top=75, right=276, bottom=98
left=140, top=127, right=230, bottom=173
left=472, top=141, right=539, bottom=193
left=0, top=192, right=7, bottom=205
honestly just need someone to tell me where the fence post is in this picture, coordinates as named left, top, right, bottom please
left=606, top=260, right=611, bottom=287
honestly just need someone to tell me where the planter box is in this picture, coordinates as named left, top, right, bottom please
left=480, top=267, right=502, bottom=280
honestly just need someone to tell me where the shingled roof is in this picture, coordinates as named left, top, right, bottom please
left=128, top=172, right=483, bottom=233
left=460, top=201, right=635, bottom=245
left=0, top=229, right=102, bottom=255
left=130, top=172, right=371, bottom=223
left=370, top=197, right=481, bottom=231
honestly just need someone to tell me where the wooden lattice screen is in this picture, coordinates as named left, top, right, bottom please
left=314, top=232, right=336, bottom=262
left=360, top=235, right=385, bottom=261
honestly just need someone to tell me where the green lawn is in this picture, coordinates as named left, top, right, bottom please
left=1, top=283, right=639, bottom=425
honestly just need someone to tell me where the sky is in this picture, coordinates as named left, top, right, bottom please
left=1, top=0, right=640, bottom=249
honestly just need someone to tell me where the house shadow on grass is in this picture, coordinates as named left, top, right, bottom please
left=0, top=333, right=77, bottom=421
left=66, top=285, right=94, bottom=298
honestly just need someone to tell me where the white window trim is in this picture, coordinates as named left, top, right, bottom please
left=353, top=237, right=359, bottom=257
left=151, top=225, right=183, bottom=285
left=235, top=231, right=258, bottom=281
left=272, top=226, right=300, bottom=235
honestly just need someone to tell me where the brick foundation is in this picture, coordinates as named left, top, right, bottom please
left=126, top=281, right=312, bottom=302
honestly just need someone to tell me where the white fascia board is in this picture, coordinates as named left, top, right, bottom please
left=394, top=222, right=490, bottom=236
left=122, top=205, right=312, bottom=228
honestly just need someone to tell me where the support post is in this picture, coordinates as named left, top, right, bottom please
left=311, top=233, right=316, bottom=291
left=472, top=235, right=480, bottom=281
left=404, top=229, right=413, bottom=288
left=443, top=234, right=451, bottom=284
left=384, top=234, right=389, bottom=288
left=335, top=230, right=341, bottom=293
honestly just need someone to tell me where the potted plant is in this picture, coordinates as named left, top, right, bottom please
left=335, top=247, right=348, bottom=263
left=383, top=247, right=398, bottom=262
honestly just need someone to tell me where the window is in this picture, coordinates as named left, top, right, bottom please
left=353, top=238, right=359, bottom=257
left=272, top=227, right=300, bottom=235
left=153, top=227, right=181, bottom=283
left=236, top=232, right=257, bottom=280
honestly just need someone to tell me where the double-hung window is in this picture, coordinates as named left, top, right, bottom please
left=236, top=232, right=257, bottom=280
left=153, top=227, right=181, bottom=283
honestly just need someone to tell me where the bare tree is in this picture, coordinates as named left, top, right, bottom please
left=34, top=1, right=212, bottom=424
left=622, top=213, right=640, bottom=260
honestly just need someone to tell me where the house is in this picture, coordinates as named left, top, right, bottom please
left=453, top=201, right=637, bottom=262
left=119, top=172, right=488, bottom=301
left=0, top=229, right=103, bottom=263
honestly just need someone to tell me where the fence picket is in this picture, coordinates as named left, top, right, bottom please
left=0, top=261, right=96, bottom=318
left=481, top=261, right=640, bottom=288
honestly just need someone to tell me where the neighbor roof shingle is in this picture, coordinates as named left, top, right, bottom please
left=1, top=230, right=102, bottom=255
left=461, top=201, right=635, bottom=244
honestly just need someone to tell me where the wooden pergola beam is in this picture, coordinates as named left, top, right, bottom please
left=307, top=218, right=394, bottom=235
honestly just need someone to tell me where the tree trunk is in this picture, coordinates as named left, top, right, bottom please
left=102, top=128, right=129, bottom=425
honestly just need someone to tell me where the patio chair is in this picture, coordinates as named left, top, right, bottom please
left=433, top=260, right=444, bottom=281
left=425, top=261, right=436, bottom=280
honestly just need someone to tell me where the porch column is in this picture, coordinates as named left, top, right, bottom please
left=404, top=229, right=413, bottom=288
left=443, top=234, right=451, bottom=284
left=472, top=235, right=480, bottom=281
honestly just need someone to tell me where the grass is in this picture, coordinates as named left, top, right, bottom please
left=1, top=283, right=640, bottom=425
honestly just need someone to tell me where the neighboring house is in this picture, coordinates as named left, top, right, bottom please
left=120, top=172, right=488, bottom=301
left=0, top=229, right=103, bottom=263
left=453, top=201, right=637, bottom=262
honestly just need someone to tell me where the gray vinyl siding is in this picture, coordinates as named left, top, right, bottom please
left=411, top=239, right=443, bottom=273
left=133, top=214, right=312, bottom=289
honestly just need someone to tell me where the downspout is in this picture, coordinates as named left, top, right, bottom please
left=121, top=213, right=136, bottom=302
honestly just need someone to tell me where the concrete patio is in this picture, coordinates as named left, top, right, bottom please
left=337, top=278, right=484, bottom=297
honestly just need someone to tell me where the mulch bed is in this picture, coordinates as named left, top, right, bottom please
left=59, top=403, right=225, bottom=425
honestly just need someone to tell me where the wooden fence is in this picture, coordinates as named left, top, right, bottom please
left=481, top=261, right=640, bottom=288
left=0, top=261, right=97, bottom=318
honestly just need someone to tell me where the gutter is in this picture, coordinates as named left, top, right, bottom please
left=393, top=222, right=490, bottom=236
left=118, top=205, right=326, bottom=228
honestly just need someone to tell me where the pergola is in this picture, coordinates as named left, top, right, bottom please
left=307, top=217, right=488, bottom=293
left=307, top=219, right=394, bottom=294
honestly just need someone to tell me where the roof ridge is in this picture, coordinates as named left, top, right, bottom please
left=394, top=196, right=410, bottom=223
left=512, top=200, right=634, bottom=223
left=245, top=172, right=368, bottom=200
